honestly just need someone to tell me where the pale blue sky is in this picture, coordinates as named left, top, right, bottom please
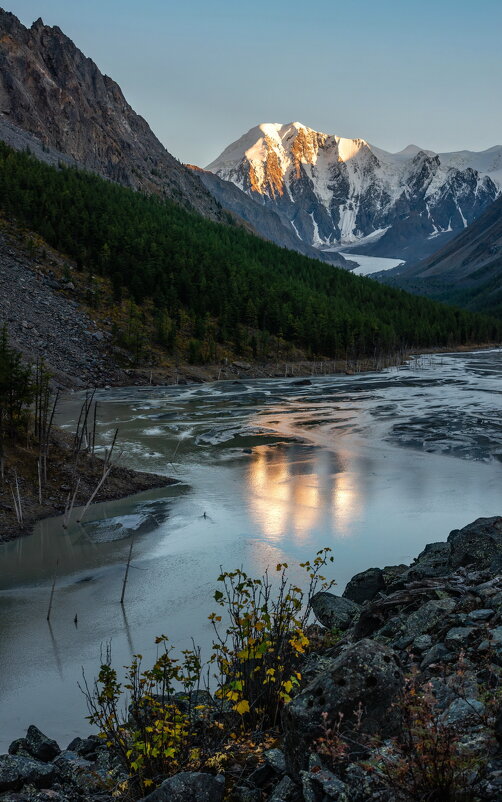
left=6, top=0, right=502, bottom=166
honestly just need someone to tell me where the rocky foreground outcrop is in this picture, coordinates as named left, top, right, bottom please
left=2, top=516, right=502, bottom=801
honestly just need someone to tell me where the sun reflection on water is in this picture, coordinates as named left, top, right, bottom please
left=246, top=443, right=361, bottom=543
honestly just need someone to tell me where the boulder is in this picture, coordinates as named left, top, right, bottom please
left=7, top=739, right=31, bottom=758
left=448, top=516, right=502, bottom=570
left=66, top=734, right=101, bottom=759
left=381, top=564, right=408, bottom=586
left=444, top=626, right=477, bottom=651
left=282, top=640, right=403, bottom=776
left=141, top=771, right=225, bottom=802
left=342, top=568, right=385, bottom=604
left=466, top=608, right=495, bottom=624
left=412, top=634, right=433, bottom=652
left=310, top=592, right=360, bottom=631
left=479, top=626, right=502, bottom=660
left=24, top=725, right=60, bottom=762
left=391, top=598, right=456, bottom=649
left=233, top=787, right=262, bottom=802
left=269, top=775, right=298, bottom=801
left=0, top=754, right=55, bottom=791
left=264, top=748, right=287, bottom=775
left=52, top=750, right=107, bottom=793
left=246, top=762, right=276, bottom=788
left=301, top=765, right=349, bottom=801
left=387, top=542, right=452, bottom=589
left=420, top=643, right=454, bottom=670
left=440, top=698, right=485, bottom=728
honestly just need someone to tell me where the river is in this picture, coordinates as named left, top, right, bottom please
left=0, top=349, right=501, bottom=750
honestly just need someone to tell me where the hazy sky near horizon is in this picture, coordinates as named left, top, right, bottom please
left=7, top=0, right=502, bottom=166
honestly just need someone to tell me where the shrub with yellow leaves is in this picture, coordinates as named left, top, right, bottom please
left=82, top=549, right=335, bottom=797
left=209, top=548, right=335, bottom=730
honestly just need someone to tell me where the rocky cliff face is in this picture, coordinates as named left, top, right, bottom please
left=207, top=122, right=501, bottom=262
left=381, top=195, right=502, bottom=316
left=0, top=9, right=222, bottom=219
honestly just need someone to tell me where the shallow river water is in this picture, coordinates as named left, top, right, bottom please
left=0, top=350, right=501, bottom=749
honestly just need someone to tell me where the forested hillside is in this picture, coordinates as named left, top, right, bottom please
left=382, top=197, right=502, bottom=318
left=0, top=143, right=500, bottom=361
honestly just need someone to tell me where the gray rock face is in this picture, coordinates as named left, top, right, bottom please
left=0, top=10, right=222, bottom=221
left=141, top=771, right=225, bottom=802
left=448, top=517, right=502, bottom=569
left=479, top=626, right=502, bottom=660
left=412, top=634, right=433, bottom=652
left=282, top=640, right=403, bottom=776
left=310, top=592, right=360, bottom=631
left=342, top=568, right=385, bottom=605
left=0, top=228, right=127, bottom=389
left=0, top=754, right=55, bottom=791
left=388, top=195, right=502, bottom=317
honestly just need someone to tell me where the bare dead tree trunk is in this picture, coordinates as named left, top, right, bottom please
left=63, top=479, right=80, bottom=529
left=11, top=471, right=23, bottom=525
left=120, top=536, right=135, bottom=605
left=76, top=465, right=112, bottom=523
left=37, top=459, right=42, bottom=505
left=47, top=561, right=59, bottom=622
left=76, top=429, right=118, bottom=523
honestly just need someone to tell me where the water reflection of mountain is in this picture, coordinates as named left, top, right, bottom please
left=246, top=443, right=362, bottom=541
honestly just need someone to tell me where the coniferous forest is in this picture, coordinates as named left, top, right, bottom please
left=0, top=142, right=500, bottom=362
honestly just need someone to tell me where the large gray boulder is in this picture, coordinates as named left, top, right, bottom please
left=141, top=771, right=225, bottom=801
left=391, top=597, right=457, bottom=649
left=301, top=763, right=349, bottom=801
left=282, top=640, right=403, bottom=776
left=310, top=592, right=360, bottom=631
left=0, top=754, right=55, bottom=791
left=353, top=594, right=456, bottom=643
left=269, top=775, right=298, bottom=801
left=448, top=516, right=502, bottom=569
left=386, top=542, right=452, bottom=590
left=52, top=750, right=108, bottom=793
left=24, top=725, right=60, bottom=762
left=342, top=567, right=385, bottom=604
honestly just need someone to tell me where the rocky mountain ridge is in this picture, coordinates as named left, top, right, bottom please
left=207, top=122, right=501, bottom=263
left=0, top=8, right=222, bottom=220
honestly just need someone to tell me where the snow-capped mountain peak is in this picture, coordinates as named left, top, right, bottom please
left=206, top=123, right=501, bottom=260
